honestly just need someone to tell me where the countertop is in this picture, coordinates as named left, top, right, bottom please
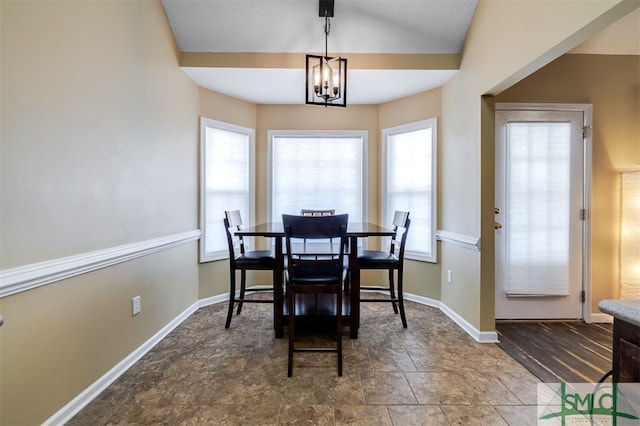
left=598, top=299, right=640, bottom=327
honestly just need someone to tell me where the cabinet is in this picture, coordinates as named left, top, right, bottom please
left=614, top=319, right=640, bottom=383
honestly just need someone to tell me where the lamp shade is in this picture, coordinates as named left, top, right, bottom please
left=305, top=54, right=347, bottom=107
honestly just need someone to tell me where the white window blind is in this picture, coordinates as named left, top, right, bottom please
left=504, top=122, right=571, bottom=296
left=269, top=132, right=365, bottom=223
left=383, top=119, right=437, bottom=262
left=200, top=118, right=254, bottom=262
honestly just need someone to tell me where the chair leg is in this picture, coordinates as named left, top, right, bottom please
left=237, top=269, right=246, bottom=315
left=287, top=288, right=295, bottom=377
left=397, top=271, right=407, bottom=329
left=388, top=269, right=399, bottom=314
left=336, top=289, right=343, bottom=376
left=225, top=268, right=237, bottom=329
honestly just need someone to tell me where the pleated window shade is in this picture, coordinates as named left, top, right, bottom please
left=504, top=122, right=572, bottom=296
left=383, top=120, right=436, bottom=261
left=270, top=134, right=364, bottom=223
left=201, top=121, right=253, bottom=261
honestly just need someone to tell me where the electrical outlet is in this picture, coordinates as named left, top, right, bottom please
left=447, top=270, right=453, bottom=284
left=132, top=295, right=141, bottom=316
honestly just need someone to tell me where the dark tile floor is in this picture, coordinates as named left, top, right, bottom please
left=69, top=298, right=540, bottom=425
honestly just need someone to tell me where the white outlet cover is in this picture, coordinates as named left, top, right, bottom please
left=132, top=296, right=141, bottom=315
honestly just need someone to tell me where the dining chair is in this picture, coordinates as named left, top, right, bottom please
left=223, top=210, right=276, bottom=329
left=358, top=211, right=411, bottom=328
left=283, top=213, right=349, bottom=377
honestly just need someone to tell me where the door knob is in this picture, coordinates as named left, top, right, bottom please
left=494, top=207, right=500, bottom=214
left=494, top=222, right=503, bottom=230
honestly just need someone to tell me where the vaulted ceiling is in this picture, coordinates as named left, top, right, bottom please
left=161, top=1, right=639, bottom=105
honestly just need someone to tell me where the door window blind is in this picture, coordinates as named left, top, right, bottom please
left=505, top=122, right=572, bottom=296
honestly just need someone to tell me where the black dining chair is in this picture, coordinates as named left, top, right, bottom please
left=283, top=213, right=348, bottom=377
left=223, top=210, right=276, bottom=329
left=358, top=211, right=411, bottom=328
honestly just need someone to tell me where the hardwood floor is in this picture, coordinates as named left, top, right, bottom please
left=496, top=321, right=613, bottom=383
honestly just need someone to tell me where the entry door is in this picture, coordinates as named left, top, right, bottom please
left=495, top=108, right=585, bottom=319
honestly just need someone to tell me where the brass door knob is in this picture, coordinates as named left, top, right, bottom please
left=494, top=222, right=503, bottom=230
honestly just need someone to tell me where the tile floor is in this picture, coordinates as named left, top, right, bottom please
left=69, top=298, right=541, bottom=425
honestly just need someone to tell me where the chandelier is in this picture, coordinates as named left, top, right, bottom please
left=305, top=0, right=347, bottom=107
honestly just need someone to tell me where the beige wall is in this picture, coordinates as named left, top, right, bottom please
left=379, top=90, right=444, bottom=299
left=197, top=91, right=444, bottom=301
left=197, top=89, right=258, bottom=299
left=2, top=0, right=637, bottom=423
left=496, top=54, right=640, bottom=312
left=0, top=1, right=200, bottom=424
left=440, top=0, right=636, bottom=331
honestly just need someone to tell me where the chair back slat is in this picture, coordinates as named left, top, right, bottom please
left=226, top=210, right=243, bottom=228
left=389, top=211, right=410, bottom=256
left=224, top=210, right=246, bottom=258
left=392, top=210, right=409, bottom=228
left=300, top=209, right=336, bottom=217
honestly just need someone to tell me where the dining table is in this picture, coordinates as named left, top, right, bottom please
left=235, top=221, right=396, bottom=338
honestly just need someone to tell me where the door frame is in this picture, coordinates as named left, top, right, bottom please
left=495, top=103, right=593, bottom=322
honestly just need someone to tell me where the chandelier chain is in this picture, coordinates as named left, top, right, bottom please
left=324, top=15, right=330, bottom=58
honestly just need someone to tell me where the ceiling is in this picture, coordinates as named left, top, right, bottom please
left=161, top=1, right=639, bottom=105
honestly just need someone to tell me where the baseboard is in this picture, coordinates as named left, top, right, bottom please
left=404, top=293, right=498, bottom=343
left=403, top=293, right=440, bottom=308
left=589, top=312, right=613, bottom=323
left=438, top=301, right=499, bottom=343
left=199, top=293, right=228, bottom=307
left=43, top=301, right=200, bottom=426
left=46, top=290, right=500, bottom=424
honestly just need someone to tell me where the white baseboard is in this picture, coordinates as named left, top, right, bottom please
left=199, top=293, right=228, bottom=307
left=589, top=312, right=613, bottom=323
left=43, top=301, right=200, bottom=426
left=404, top=293, right=440, bottom=308
left=46, top=291, right=500, bottom=424
left=438, top=302, right=499, bottom=343
left=404, top=293, right=499, bottom=343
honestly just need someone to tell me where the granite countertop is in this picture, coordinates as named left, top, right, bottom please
left=598, top=299, right=640, bottom=327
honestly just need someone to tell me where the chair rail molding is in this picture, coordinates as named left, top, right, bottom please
left=435, top=230, right=481, bottom=251
left=0, top=230, right=201, bottom=298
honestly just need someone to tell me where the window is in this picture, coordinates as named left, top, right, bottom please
left=200, top=118, right=255, bottom=262
left=382, top=119, right=437, bottom=262
left=269, top=131, right=366, bottom=223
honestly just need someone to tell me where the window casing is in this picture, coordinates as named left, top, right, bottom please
left=382, top=118, right=437, bottom=262
left=268, top=131, right=367, bottom=223
left=200, top=118, right=255, bottom=262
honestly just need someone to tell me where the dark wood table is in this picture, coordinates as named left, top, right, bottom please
left=236, top=222, right=395, bottom=338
